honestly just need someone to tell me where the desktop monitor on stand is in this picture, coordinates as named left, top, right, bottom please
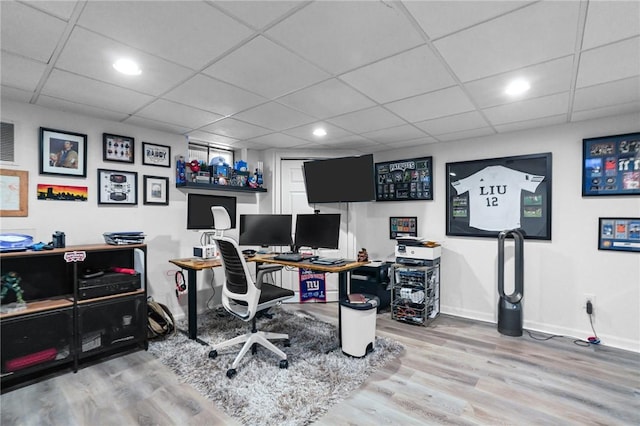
left=294, top=213, right=341, bottom=252
left=239, top=214, right=293, bottom=252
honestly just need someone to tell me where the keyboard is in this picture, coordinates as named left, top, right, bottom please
left=273, top=252, right=305, bottom=262
left=311, top=257, right=345, bottom=265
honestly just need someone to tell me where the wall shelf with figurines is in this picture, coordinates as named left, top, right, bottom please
left=175, top=156, right=267, bottom=193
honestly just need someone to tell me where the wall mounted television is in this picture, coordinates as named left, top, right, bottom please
left=186, top=193, right=236, bottom=230
left=294, top=213, right=341, bottom=250
left=239, top=214, right=293, bottom=248
left=302, top=154, right=376, bottom=203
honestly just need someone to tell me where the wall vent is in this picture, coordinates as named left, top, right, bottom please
left=1, top=122, right=15, bottom=162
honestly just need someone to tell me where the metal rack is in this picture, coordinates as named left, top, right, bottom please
left=391, top=260, right=440, bottom=326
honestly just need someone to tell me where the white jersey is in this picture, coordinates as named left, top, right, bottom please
left=452, top=165, right=544, bottom=231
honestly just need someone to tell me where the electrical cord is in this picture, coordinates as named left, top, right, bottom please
left=525, top=303, right=600, bottom=347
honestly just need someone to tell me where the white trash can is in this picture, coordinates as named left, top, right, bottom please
left=340, top=294, right=379, bottom=357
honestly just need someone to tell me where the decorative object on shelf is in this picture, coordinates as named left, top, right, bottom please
left=1, top=271, right=24, bottom=305
left=357, top=248, right=369, bottom=262
left=37, top=183, right=88, bottom=202
left=389, top=216, right=417, bottom=239
left=582, top=132, right=640, bottom=196
left=103, top=232, right=145, bottom=245
left=39, top=127, right=87, bottom=177
left=97, top=169, right=138, bottom=205
left=0, top=169, right=28, bottom=217
left=143, top=175, right=169, bottom=205
left=375, top=156, right=433, bottom=201
left=142, top=142, right=171, bottom=167
left=103, top=133, right=134, bottom=164
left=0, top=233, right=33, bottom=252
left=446, top=153, right=552, bottom=240
left=176, top=155, right=186, bottom=184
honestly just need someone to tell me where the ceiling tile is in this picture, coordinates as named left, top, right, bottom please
left=576, top=37, right=640, bottom=88
left=404, top=0, right=532, bottom=40
left=27, top=1, right=77, bottom=20
left=214, top=1, right=302, bottom=30
left=1, top=1, right=67, bottom=62
left=164, top=74, right=267, bottom=116
left=233, top=102, right=316, bottom=131
left=277, top=78, right=375, bottom=119
left=339, top=45, right=456, bottom=104
left=1, top=52, right=46, bottom=92
left=380, top=137, right=438, bottom=149
left=414, top=111, right=490, bottom=136
left=123, top=116, right=191, bottom=135
left=266, top=1, right=424, bottom=74
left=494, top=115, right=567, bottom=134
left=573, top=77, right=640, bottom=113
left=187, top=130, right=239, bottom=146
left=571, top=102, right=640, bottom=123
left=483, top=93, right=569, bottom=126
left=327, top=106, right=407, bottom=134
left=1, top=86, right=35, bottom=104
left=200, top=118, right=272, bottom=141
left=41, top=69, right=155, bottom=113
left=362, top=124, right=427, bottom=144
left=434, top=1, right=580, bottom=82
left=203, top=36, right=330, bottom=99
left=135, top=99, right=223, bottom=130
left=464, top=56, right=574, bottom=109
left=282, top=122, right=354, bottom=143
left=244, top=132, right=310, bottom=148
left=385, top=86, right=475, bottom=122
left=320, top=136, right=387, bottom=151
left=56, top=27, right=194, bottom=96
left=582, top=1, right=640, bottom=50
left=36, top=95, right=130, bottom=122
left=77, top=1, right=253, bottom=70
left=435, top=127, right=496, bottom=142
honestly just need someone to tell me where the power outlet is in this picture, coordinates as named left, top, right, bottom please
left=584, top=293, right=596, bottom=315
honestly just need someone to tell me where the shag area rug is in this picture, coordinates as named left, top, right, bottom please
left=148, top=306, right=403, bottom=426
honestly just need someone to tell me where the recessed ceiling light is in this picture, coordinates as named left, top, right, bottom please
left=505, top=79, right=530, bottom=96
left=313, top=128, right=327, bottom=137
left=113, top=58, right=142, bottom=76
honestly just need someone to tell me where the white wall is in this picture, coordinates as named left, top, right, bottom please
left=360, top=113, right=640, bottom=352
left=1, top=100, right=266, bottom=321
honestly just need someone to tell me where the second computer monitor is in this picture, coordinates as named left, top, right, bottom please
left=294, top=213, right=341, bottom=250
left=239, top=214, right=293, bottom=248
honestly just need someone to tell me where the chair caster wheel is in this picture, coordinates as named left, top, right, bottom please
left=251, top=343, right=257, bottom=355
left=208, top=350, right=218, bottom=359
left=284, top=339, right=291, bottom=347
left=279, top=359, right=288, bottom=369
left=226, top=368, right=237, bottom=379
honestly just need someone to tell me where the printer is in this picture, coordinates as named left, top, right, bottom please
left=395, top=237, right=441, bottom=265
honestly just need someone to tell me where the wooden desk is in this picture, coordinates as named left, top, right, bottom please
left=169, top=255, right=368, bottom=346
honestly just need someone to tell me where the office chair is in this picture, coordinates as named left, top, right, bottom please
left=208, top=206, right=295, bottom=378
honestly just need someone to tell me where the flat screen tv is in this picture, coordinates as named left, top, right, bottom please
left=239, top=214, right=293, bottom=248
left=303, top=154, right=375, bottom=203
left=187, top=194, right=236, bottom=230
left=294, top=213, right=341, bottom=250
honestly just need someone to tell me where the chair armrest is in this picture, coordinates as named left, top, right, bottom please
left=256, top=264, right=283, bottom=287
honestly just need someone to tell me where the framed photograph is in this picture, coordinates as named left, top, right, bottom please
left=446, top=153, right=552, bottom=240
left=375, top=156, right=433, bottom=201
left=37, top=184, right=88, bottom=202
left=97, top=169, right=137, bottom=205
left=582, top=132, right=640, bottom=196
left=39, top=127, right=87, bottom=177
left=598, top=218, right=640, bottom=252
left=390, top=217, right=417, bottom=239
left=0, top=169, right=28, bottom=216
left=142, top=142, right=171, bottom=167
left=143, top=175, right=169, bottom=205
left=103, top=133, right=134, bottom=164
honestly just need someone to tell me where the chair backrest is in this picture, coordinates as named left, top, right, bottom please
left=210, top=206, right=259, bottom=321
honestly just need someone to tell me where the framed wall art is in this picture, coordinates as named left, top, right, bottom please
left=97, top=169, right=137, bottom=205
left=39, top=127, right=87, bottom=177
left=0, top=169, right=28, bottom=216
left=143, top=175, right=169, bottom=205
left=598, top=218, right=640, bottom=252
left=582, top=132, right=640, bottom=196
left=375, top=156, right=432, bottom=201
left=389, top=217, right=417, bottom=239
left=446, top=153, right=552, bottom=240
left=103, top=133, right=134, bottom=164
left=142, top=142, right=171, bottom=167
left=37, top=183, right=88, bottom=201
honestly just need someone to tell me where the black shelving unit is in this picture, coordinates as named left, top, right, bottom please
left=176, top=182, right=267, bottom=193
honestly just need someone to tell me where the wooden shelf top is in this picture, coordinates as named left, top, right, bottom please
left=0, top=243, right=146, bottom=258
left=0, top=298, right=73, bottom=319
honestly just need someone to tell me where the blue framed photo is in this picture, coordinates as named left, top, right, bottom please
left=598, top=217, right=640, bottom=252
left=582, top=132, right=640, bottom=196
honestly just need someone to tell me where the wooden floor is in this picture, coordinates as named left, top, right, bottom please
left=2, top=302, right=639, bottom=425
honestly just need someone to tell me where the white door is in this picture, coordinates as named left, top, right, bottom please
left=280, top=159, right=348, bottom=302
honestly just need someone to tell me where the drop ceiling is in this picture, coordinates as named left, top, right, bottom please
left=1, top=0, right=639, bottom=153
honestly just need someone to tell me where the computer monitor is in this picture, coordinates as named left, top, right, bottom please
left=294, top=213, right=341, bottom=250
left=186, top=194, right=236, bottom=230
left=239, top=214, right=293, bottom=248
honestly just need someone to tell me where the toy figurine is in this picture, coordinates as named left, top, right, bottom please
left=1, top=271, right=25, bottom=304
left=357, top=248, right=369, bottom=262
left=176, top=156, right=186, bottom=184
